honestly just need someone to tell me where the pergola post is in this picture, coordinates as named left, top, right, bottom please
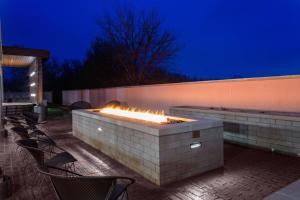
left=29, top=60, right=38, bottom=104
left=36, top=58, right=46, bottom=122
left=29, top=58, right=45, bottom=121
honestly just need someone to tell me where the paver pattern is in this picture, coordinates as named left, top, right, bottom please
left=1, top=115, right=300, bottom=200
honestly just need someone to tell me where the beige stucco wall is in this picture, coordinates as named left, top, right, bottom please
left=63, top=75, right=300, bottom=113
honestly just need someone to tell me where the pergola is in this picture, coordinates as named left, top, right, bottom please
left=0, top=45, right=49, bottom=127
left=1, top=46, right=49, bottom=101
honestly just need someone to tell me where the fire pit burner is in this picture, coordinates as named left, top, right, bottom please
left=98, top=105, right=193, bottom=124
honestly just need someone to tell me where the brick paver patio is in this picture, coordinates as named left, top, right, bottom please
left=1, top=115, right=300, bottom=200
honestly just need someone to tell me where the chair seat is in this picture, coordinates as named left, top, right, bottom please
left=30, top=130, right=46, bottom=137
left=45, top=152, right=77, bottom=167
left=38, top=137, right=57, bottom=147
left=109, top=184, right=128, bottom=200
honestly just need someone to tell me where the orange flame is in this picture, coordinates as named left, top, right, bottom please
left=100, top=106, right=169, bottom=123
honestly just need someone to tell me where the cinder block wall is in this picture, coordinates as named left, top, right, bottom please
left=73, top=110, right=223, bottom=185
left=72, top=112, right=160, bottom=184
left=170, top=106, right=300, bottom=156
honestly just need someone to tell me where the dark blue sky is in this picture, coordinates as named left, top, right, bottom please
left=1, top=0, right=300, bottom=79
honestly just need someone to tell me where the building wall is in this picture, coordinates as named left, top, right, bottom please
left=4, top=92, right=29, bottom=102
left=62, top=75, right=300, bottom=113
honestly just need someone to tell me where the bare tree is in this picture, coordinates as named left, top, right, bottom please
left=97, top=7, right=179, bottom=84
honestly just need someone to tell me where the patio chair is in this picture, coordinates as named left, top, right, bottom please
left=5, top=117, right=35, bottom=130
left=23, top=112, right=39, bottom=122
left=16, top=138, right=78, bottom=193
left=11, top=126, right=31, bottom=139
left=12, top=126, right=69, bottom=160
left=11, top=125, right=42, bottom=139
left=2, top=118, right=7, bottom=125
left=38, top=165, right=135, bottom=200
left=11, top=125, right=50, bottom=141
left=5, top=117, right=20, bottom=125
left=16, top=139, right=77, bottom=169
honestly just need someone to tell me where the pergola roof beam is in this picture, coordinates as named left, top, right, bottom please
left=2, top=46, right=49, bottom=59
left=1, top=46, right=49, bottom=67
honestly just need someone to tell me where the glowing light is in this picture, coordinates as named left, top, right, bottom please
left=30, top=83, right=36, bottom=87
left=100, top=106, right=193, bottom=124
left=30, top=93, right=36, bottom=97
left=97, top=127, right=102, bottom=131
left=100, top=106, right=167, bottom=123
left=190, top=142, right=201, bottom=149
left=30, top=71, right=36, bottom=77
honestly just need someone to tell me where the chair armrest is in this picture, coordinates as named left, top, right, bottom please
left=40, top=165, right=83, bottom=177
left=116, top=176, right=135, bottom=187
left=34, top=137, right=68, bottom=154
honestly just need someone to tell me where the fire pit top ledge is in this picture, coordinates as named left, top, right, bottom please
left=72, top=109, right=223, bottom=136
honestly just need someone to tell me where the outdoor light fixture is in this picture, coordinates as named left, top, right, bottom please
left=190, top=142, right=201, bottom=149
left=30, top=71, right=36, bottom=77
left=97, top=127, right=103, bottom=132
left=30, top=93, right=36, bottom=97
left=30, top=83, right=36, bottom=87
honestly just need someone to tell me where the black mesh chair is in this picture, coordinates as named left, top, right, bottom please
left=11, top=126, right=55, bottom=146
left=38, top=166, right=135, bottom=200
left=15, top=138, right=44, bottom=166
left=23, top=112, right=39, bottom=122
left=11, top=126, right=31, bottom=139
left=16, top=139, right=77, bottom=169
left=5, top=118, right=21, bottom=126
left=23, top=112, right=47, bottom=123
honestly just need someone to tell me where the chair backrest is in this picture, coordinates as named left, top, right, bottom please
left=23, top=112, right=39, bottom=122
left=11, top=126, right=30, bottom=139
left=53, top=176, right=116, bottom=200
left=16, top=139, right=45, bottom=167
left=39, top=168, right=116, bottom=200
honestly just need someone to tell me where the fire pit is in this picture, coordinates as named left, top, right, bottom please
left=72, top=106, right=223, bottom=185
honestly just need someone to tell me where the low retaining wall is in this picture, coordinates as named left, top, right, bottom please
left=2, top=103, right=33, bottom=116
left=170, top=106, right=300, bottom=156
left=3, top=91, right=52, bottom=103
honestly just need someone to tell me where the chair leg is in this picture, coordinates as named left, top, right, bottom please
left=119, top=190, right=129, bottom=200
left=126, top=191, right=129, bottom=200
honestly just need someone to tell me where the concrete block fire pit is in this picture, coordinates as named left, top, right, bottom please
left=72, top=108, right=223, bottom=185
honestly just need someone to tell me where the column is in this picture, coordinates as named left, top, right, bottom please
left=37, top=58, right=43, bottom=105
left=29, top=59, right=38, bottom=104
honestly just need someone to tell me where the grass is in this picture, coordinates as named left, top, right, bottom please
left=47, top=106, right=65, bottom=117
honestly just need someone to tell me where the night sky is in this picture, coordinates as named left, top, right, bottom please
left=1, top=0, right=300, bottom=79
